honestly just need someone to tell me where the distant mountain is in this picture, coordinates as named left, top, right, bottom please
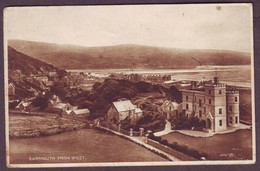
left=8, top=39, right=251, bottom=69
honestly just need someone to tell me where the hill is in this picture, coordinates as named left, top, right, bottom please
left=8, top=39, right=250, bottom=69
left=8, top=46, right=67, bottom=99
left=8, top=46, right=57, bottom=75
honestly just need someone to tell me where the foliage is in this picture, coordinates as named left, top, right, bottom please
left=170, top=114, right=206, bottom=130
left=148, top=132, right=207, bottom=160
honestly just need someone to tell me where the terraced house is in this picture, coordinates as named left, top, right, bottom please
left=181, top=77, right=239, bottom=133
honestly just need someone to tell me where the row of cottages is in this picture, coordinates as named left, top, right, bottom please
left=159, top=100, right=183, bottom=120
left=47, top=95, right=90, bottom=116
left=181, top=77, right=240, bottom=133
left=106, top=100, right=143, bottom=125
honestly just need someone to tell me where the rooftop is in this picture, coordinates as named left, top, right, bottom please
left=113, top=100, right=136, bottom=112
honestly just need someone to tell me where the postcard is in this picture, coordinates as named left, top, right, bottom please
left=4, top=3, right=255, bottom=167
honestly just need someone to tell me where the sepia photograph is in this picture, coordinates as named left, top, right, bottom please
left=4, top=3, right=255, bottom=167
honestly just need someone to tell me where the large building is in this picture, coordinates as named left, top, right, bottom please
left=106, top=100, right=143, bottom=125
left=181, top=77, right=239, bottom=133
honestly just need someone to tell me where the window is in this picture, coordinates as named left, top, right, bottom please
left=219, top=120, right=222, bottom=126
left=219, top=90, right=222, bottom=94
left=235, top=117, right=238, bottom=124
left=209, top=99, right=211, bottom=104
left=209, top=90, right=211, bottom=95
left=186, top=104, right=189, bottom=110
left=219, top=108, right=222, bottom=114
left=229, top=106, right=233, bottom=112
left=199, top=99, right=202, bottom=107
left=169, top=106, right=172, bottom=111
left=186, top=95, right=188, bottom=101
left=235, top=97, right=238, bottom=102
left=230, top=117, right=233, bottom=124
left=199, top=110, right=202, bottom=117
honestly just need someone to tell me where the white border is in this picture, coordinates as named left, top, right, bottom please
left=4, top=3, right=256, bottom=168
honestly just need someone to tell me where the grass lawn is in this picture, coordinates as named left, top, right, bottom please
left=239, top=89, right=252, bottom=122
left=161, top=129, right=252, bottom=160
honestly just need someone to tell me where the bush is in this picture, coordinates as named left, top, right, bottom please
left=148, top=132, right=207, bottom=160
left=170, top=115, right=206, bottom=131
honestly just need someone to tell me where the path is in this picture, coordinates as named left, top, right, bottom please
left=173, top=123, right=251, bottom=138
left=154, top=120, right=173, bottom=136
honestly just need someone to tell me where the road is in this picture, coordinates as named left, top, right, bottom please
left=154, top=120, right=173, bottom=136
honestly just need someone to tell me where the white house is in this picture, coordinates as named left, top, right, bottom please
left=15, top=101, right=32, bottom=111
left=160, top=100, right=182, bottom=120
left=70, top=108, right=90, bottom=116
left=107, top=100, right=143, bottom=124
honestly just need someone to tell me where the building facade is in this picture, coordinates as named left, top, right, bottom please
left=106, top=100, right=143, bottom=125
left=181, top=77, right=239, bottom=133
left=8, top=82, right=15, bottom=96
left=159, top=100, right=182, bottom=120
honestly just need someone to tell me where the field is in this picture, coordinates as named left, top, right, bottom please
left=238, top=88, right=252, bottom=122
left=9, top=129, right=167, bottom=164
left=161, top=129, right=252, bottom=160
left=9, top=113, right=87, bottom=138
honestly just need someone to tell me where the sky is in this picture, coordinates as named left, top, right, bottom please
left=4, top=4, right=253, bottom=52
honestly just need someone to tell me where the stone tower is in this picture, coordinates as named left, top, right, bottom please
left=204, top=77, right=227, bottom=132
left=226, top=90, right=240, bottom=127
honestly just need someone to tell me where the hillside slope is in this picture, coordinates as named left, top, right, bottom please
left=8, top=46, right=57, bottom=75
left=8, top=46, right=66, bottom=99
left=8, top=39, right=251, bottom=69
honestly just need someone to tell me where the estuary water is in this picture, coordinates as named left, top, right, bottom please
left=67, top=65, right=252, bottom=88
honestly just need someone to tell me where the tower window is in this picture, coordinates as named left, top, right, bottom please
left=219, top=90, right=222, bottom=94
left=229, top=106, right=233, bottom=112
left=219, top=108, right=222, bottom=114
left=199, top=110, right=202, bottom=117
left=186, top=95, right=188, bottom=101
left=186, top=104, right=189, bottom=110
left=219, top=120, right=222, bottom=126
left=235, top=117, right=238, bottom=124
left=235, top=97, right=238, bottom=102
left=230, top=117, right=233, bottom=124
left=199, top=99, right=202, bottom=107
left=209, top=99, right=211, bottom=104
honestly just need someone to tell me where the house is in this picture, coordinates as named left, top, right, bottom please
left=15, top=101, right=32, bottom=111
left=48, top=71, right=58, bottom=77
left=106, top=100, right=143, bottom=125
left=37, top=76, right=49, bottom=84
left=160, top=100, right=182, bottom=120
left=127, top=74, right=142, bottom=82
left=181, top=77, right=239, bottom=133
left=52, top=102, right=77, bottom=114
left=70, top=108, right=90, bottom=116
left=8, top=82, right=15, bottom=96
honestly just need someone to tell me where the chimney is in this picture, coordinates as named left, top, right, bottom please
left=191, top=81, right=197, bottom=89
left=214, top=77, right=219, bottom=85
